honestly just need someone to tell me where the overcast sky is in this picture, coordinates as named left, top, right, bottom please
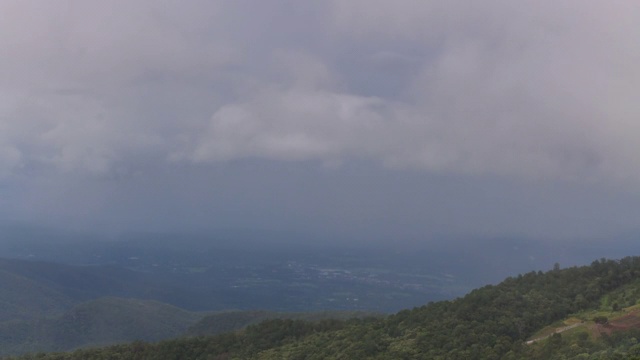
left=1, top=1, right=640, bottom=243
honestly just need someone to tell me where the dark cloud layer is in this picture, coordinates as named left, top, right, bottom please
left=1, top=1, right=639, bottom=240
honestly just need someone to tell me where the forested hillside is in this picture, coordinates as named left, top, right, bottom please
left=9, top=257, right=640, bottom=359
left=187, top=310, right=376, bottom=337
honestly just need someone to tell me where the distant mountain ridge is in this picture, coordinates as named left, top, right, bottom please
left=0, top=297, right=206, bottom=355
left=0, top=268, right=73, bottom=322
left=8, top=256, right=640, bottom=359
left=0, top=255, right=377, bottom=355
left=4, top=228, right=640, bottom=358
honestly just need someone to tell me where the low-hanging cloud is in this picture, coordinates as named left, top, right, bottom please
left=1, top=0, right=640, bottom=184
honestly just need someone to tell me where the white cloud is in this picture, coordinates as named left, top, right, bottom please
left=0, top=0, right=640, bottom=185
left=191, top=86, right=388, bottom=164
left=330, top=0, right=640, bottom=182
left=0, top=0, right=234, bottom=177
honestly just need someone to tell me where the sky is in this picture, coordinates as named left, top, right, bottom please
left=1, top=1, right=640, bottom=244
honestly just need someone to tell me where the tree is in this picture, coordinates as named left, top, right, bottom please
left=594, top=316, right=609, bottom=324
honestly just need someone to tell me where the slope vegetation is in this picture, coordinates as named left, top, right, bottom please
left=187, top=310, right=377, bottom=336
